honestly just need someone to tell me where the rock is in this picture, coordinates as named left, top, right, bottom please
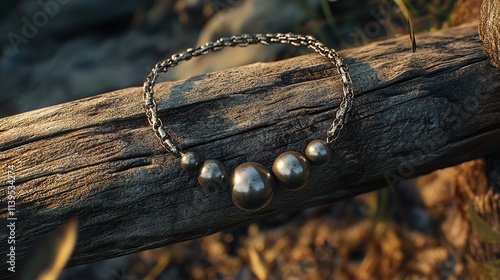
left=0, top=0, right=324, bottom=117
left=164, top=0, right=321, bottom=80
left=0, top=30, right=185, bottom=116
left=0, top=0, right=198, bottom=117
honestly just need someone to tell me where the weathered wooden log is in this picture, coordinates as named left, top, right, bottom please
left=0, top=23, right=499, bottom=277
left=479, top=0, right=500, bottom=67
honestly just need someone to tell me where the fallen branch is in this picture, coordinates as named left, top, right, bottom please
left=0, top=23, right=499, bottom=276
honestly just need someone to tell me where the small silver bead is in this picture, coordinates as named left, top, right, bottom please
left=198, top=160, right=228, bottom=189
left=180, top=151, right=201, bottom=172
left=230, top=162, right=274, bottom=211
left=272, top=151, right=311, bottom=191
left=305, top=140, right=332, bottom=166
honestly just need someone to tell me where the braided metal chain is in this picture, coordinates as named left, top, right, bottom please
left=143, top=33, right=354, bottom=155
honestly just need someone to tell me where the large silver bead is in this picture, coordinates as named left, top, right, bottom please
left=198, top=160, right=228, bottom=189
left=272, top=151, right=311, bottom=191
left=305, top=140, right=332, bottom=166
left=229, top=162, right=274, bottom=211
left=180, top=151, right=201, bottom=172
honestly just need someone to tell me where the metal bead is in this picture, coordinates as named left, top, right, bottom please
left=305, top=140, right=332, bottom=166
left=180, top=151, right=201, bottom=172
left=272, top=151, right=311, bottom=191
left=229, top=162, right=274, bottom=211
left=198, top=160, right=228, bottom=189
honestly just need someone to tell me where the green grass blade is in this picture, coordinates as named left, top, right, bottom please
left=394, top=0, right=417, bottom=52
left=468, top=202, right=500, bottom=244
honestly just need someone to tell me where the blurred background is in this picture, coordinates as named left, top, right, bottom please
left=0, top=0, right=469, bottom=118
left=2, top=0, right=499, bottom=279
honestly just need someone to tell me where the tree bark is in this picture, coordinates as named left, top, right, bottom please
left=479, top=0, right=500, bottom=67
left=0, top=23, right=499, bottom=277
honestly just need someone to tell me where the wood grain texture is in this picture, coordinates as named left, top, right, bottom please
left=1, top=23, right=500, bottom=277
left=479, top=0, right=500, bottom=67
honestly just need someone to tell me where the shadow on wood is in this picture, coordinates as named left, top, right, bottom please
left=0, top=23, right=499, bottom=277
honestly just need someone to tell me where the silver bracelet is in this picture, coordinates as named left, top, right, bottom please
left=143, top=33, right=354, bottom=212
